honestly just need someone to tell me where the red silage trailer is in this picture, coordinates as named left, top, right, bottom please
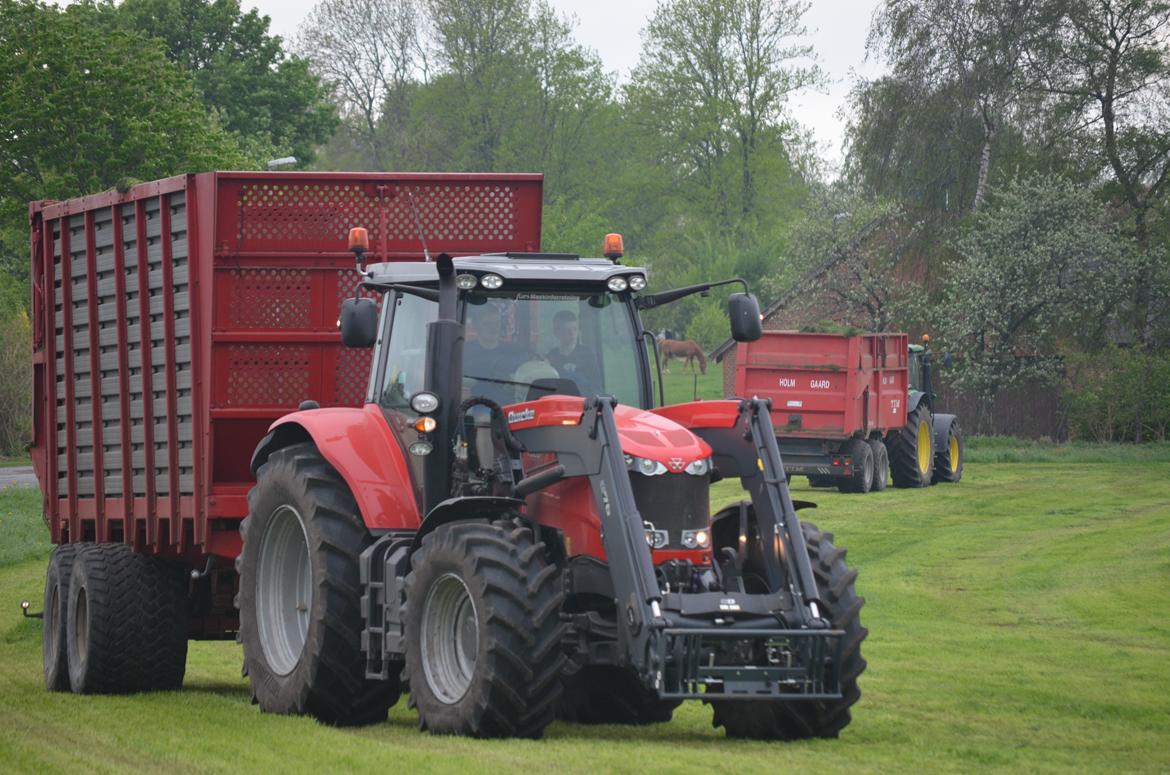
left=734, top=331, right=909, bottom=492
left=28, top=171, right=543, bottom=640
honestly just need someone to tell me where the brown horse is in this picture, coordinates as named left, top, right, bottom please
left=658, top=339, right=707, bottom=374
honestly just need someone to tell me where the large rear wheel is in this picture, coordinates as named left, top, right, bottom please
left=710, top=520, right=867, bottom=739
left=889, top=403, right=934, bottom=487
left=404, top=519, right=564, bottom=738
left=239, top=442, right=400, bottom=725
left=837, top=438, right=874, bottom=494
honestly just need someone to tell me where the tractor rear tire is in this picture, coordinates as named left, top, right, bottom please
left=43, top=543, right=80, bottom=691
left=889, top=403, right=934, bottom=487
left=66, top=544, right=189, bottom=694
left=711, top=521, right=867, bottom=740
left=559, top=664, right=681, bottom=725
left=933, top=419, right=964, bottom=483
left=868, top=439, right=889, bottom=491
left=239, top=442, right=400, bottom=726
left=404, top=519, right=564, bottom=738
left=837, top=438, right=873, bottom=494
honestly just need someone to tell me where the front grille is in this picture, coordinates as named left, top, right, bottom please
left=630, top=472, right=709, bottom=547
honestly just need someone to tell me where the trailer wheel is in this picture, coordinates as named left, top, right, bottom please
left=889, top=403, right=933, bottom=487
left=932, top=417, right=964, bottom=483
left=837, top=438, right=873, bottom=494
left=711, top=520, right=867, bottom=739
left=403, top=519, right=564, bottom=738
left=66, top=544, right=189, bottom=694
left=239, top=442, right=400, bottom=726
left=868, top=439, right=889, bottom=491
left=43, top=544, right=80, bottom=691
left=559, top=663, right=680, bottom=725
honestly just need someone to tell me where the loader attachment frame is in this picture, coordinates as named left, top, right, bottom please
left=511, top=396, right=842, bottom=700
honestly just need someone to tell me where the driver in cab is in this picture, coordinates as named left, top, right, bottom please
left=463, top=303, right=552, bottom=404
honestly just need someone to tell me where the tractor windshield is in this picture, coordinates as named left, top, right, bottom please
left=461, top=292, right=646, bottom=407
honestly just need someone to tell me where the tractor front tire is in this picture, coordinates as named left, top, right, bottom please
left=559, top=664, right=681, bottom=725
left=711, top=521, right=867, bottom=739
left=889, top=403, right=934, bottom=487
left=933, top=418, right=964, bottom=483
left=238, top=442, right=400, bottom=726
left=43, top=543, right=80, bottom=691
left=66, top=544, right=189, bottom=694
left=838, top=438, right=874, bottom=494
left=404, top=519, right=564, bottom=738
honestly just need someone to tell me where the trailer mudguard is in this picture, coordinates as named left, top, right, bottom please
left=250, top=405, right=422, bottom=531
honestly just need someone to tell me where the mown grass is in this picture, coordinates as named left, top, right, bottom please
left=0, top=455, right=32, bottom=468
left=1, top=463, right=1168, bottom=774
left=964, top=436, right=1170, bottom=463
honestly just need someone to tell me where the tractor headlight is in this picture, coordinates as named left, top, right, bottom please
left=480, top=273, right=504, bottom=290
left=681, top=529, right=710, bottom=549
left=684, top=457, right=711, bottom=476
left=629, top=455, right=667, bottom=476
left=628, top=274, right=646, bottom=291
left=455, top=274, right=478, bottom=290
left=606, top=276, right=628, bottom=292
left=410, top=391, right=440, bottom=414
left=408, top=440, right=433, bottom=456
left=644, top=522, right=668, bottom=549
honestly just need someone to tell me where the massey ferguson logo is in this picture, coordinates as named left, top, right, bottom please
left=506, top=408, right=536, bottom=424
left=668, top=457, right=684, bottom=471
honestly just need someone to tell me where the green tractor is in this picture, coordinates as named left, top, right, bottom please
left=889, top=336, right=964, bottom=488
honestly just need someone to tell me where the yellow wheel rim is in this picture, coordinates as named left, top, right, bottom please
left=949, top=435, right=959, bottom=473
left=917, top=420, right=931, bottom=475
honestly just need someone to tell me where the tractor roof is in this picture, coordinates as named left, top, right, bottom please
left=362, top=254, right=647, bottom=289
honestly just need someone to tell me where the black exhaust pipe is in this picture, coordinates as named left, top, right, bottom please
left=422, top=254, right=464, bottom=514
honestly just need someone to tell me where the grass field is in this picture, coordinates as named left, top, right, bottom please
left=1, top=458, right=1169, bottom=773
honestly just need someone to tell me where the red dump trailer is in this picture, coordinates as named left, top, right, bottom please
left=28, top=171, right=543, bottom=640
left=734, top=331, right=911, bottom=493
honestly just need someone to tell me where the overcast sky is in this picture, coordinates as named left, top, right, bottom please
left=251, top=0, right=886, bottom=168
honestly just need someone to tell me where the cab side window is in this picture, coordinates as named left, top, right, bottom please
left=380, top=293, right=438, bottom=414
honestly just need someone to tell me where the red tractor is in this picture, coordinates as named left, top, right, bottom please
left=28, top=172, right=865, bottom=740
left=240, top=236, right=867, bottom=738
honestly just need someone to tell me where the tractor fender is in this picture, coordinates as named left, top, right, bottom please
left=907, top=390, right=929, bottom=416
left=410, top=496, right=524, bottom=553
left=250, top=405, right=422, bottom=531
left=932, top=413, right=958, bottom=451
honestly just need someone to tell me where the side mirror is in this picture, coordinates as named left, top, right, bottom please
left=728, top=293, right=762, bottom=342
left=340, top=297, right=378, bottom=347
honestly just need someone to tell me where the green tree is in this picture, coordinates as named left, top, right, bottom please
left=118, top=0, right=338, bottom=163
left=0, top=0, right=244, bottom=293
left=942, top=176, right=1134, bottom=432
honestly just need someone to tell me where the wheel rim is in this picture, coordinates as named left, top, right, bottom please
left=949, top=435, right=959, bottom=473
left=420, top=573, right=479, bottom=705
left=74, top=586, right=88, bottom=659
left=917, top=420, right=931, bottom=475
left=256, top=505, right=313, bottom=676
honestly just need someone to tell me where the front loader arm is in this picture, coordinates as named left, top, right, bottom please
left=510, top=397, right=664, bottom=679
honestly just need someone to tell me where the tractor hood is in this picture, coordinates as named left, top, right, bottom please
left=503, top=396, right=713, bottom=470
left=612, top=404, right=712, bottom=470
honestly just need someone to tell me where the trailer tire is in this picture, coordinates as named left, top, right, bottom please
left=837, top=438, right=873, bottom=494
left=43, top=543, right=80, bottom=691
left=932, top=417, right=964, bottom=483
left=711, top=520, right=867, bottom=739
left=66, top=544, right=189, bottom=694
left=889, top=403, right=933, bottom=487
left=239, top=442, right=400, bottom=726
left=404, top=519, right=564, bottom=738
left=559, top=664, right=680, bottom=725
left=868, top=439, right=889, bottom=491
